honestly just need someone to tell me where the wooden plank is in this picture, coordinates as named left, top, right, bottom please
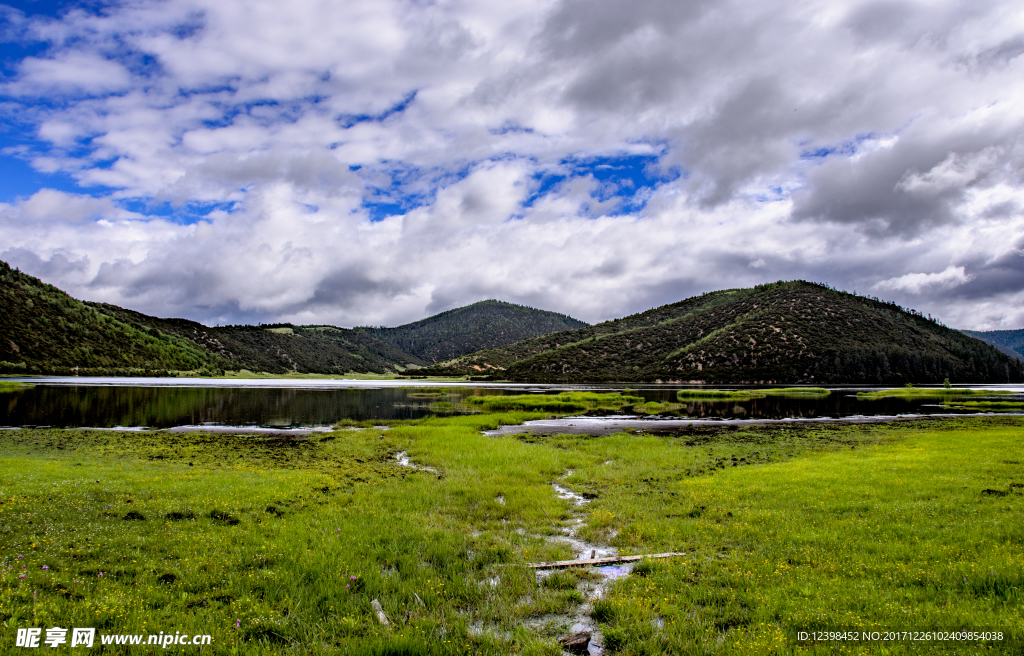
left=528, top=551, right=685, bottom=569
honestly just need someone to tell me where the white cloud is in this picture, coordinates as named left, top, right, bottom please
left=1, top=0, right=1023, bottom=329
left=13, top=52, right=132, bottom=96
left=875, top=266, right=974, bottom=294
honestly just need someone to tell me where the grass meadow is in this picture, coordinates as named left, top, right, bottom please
left=0, top=394, right=1020, bottom=654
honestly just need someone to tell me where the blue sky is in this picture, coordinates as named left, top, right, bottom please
left=1, top=0, right=1023, bottom=329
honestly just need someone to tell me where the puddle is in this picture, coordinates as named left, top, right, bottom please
left=468, top=622, right=512, bottom=640
left=482, top=413, right=983, bottom=437
left=552, top=483, right=588, bottom=506
left=394, top=451, right=437, bottom=473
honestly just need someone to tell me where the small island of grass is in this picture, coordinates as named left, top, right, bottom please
left=942, top=400, right=1024, bottom=410
left=0, top=380, right=33, bottom=392
left=466, top=392, right=644, bottom=413
left=677, top=387, right=830, bottom=401
left=857, top=386, right=1016, bottom=400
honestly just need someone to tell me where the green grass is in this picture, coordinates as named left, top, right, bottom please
left=1, top=412, right=1021, bottom=654
left=465, top=392, right=644, bottom=413
left=857, top=387, right=1016, bottom=400
left=562, top=418, right=1023, bottom=654
left=942, top=401, right=1024, bottom=410
left=634, top=401, right=685, bottom=415
left=677, top=387, right=830, bottom=401
left=676, top=389, right=753, bottom=400
left=0, top=380, right=33, bottom=392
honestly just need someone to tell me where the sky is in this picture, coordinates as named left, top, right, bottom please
left=1, top=0, right=1023, bottom=330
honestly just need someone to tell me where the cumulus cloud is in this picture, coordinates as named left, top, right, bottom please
left=875, top=266, right=974, bottom=294
left=1, top=0, right=1023, bottom=329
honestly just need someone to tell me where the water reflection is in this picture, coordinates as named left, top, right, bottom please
left=0, top=385, right=443, bottom=428
left=0, top=381, right=1021, bottom=429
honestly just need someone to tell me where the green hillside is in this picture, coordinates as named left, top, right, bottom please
left=0, top=261, right=584, bottom=376
left=962, top=329, right=1024, bottom=361
left=422, top=281, right=1024, bottom=384
left=90, top=305, right=426, bottom=375
left=0, top=261, right=425, bottom=376
left=0, top=262, right=222, bottom=375
left=356, top=299, right=587, bottom=363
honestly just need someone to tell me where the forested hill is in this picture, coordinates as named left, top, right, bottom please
left=420, top=281, right=1024, bottom=384
left=0, top=261, right=427, bottom=375
left=961, top=329, right=1024, bottom=362
left=356, top=300, right=588, bottom=363
left=91, top=305, right=426, bottom=375
left=1, top=261, right=221, bottom=375
left=0, top=261, right=584, bottom=376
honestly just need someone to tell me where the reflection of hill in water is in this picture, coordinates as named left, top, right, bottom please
left=2, top=384, right=1021, bottom=428
left=1, top=386, right=434, bottom=428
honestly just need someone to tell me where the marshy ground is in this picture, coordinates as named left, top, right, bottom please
left=0, top=393, right=1021, bottom=654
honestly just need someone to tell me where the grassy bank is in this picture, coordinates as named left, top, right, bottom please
left=0, top=408, right=1021, bottom=653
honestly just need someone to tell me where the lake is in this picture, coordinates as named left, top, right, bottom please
left=2, top=377, right=1022, bottom=429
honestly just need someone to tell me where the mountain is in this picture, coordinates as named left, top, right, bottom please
left=961, top=329, right=1024, bottom=361
left=1, top=261, right=221, bottom=375
left=0, top=261, right=586, bottom=376
left=419, top=281, right=1024, bottom=384
left=356, top=300, right=588, bottom=363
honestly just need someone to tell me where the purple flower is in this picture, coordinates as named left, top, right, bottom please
left=345, top=584, right=350, bottom=589
left=41, top=565, right=49, bottom=570
left=17, top=555, right=23, bottom=559
left=98, top=573, right=103, bottom=578
left=18, top=574, right=25, bottom=579
left=350, top=575, right=357, bottom=581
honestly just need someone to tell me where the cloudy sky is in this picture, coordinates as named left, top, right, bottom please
left=1, top=0, right=1023, bottom=329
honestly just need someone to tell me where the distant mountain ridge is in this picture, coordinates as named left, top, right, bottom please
left=356, top=300, right=587, bottom=363
left=420, top=281, right=1024, bottom=384
left=961, top=329, right=1024, bottom=362
left=0, top=261, right=587, bottom=376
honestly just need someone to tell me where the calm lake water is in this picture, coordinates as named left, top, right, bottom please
left=1, top=377, right=1022, bottom=429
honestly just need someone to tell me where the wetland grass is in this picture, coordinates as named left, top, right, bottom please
left=677, top=387, right=830, bottom=401
left=1, top=398, right=1020, bottom=654
left=857, top=387, right=1015, bottom=400
left=942, top=400, right=1024, bottom=410
left=465, top=392, right=644, bottom=413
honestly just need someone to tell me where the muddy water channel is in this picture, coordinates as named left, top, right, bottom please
left=528, top=472, right=629, bottom=654
left=1, top=378, right=1022, bottom=428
